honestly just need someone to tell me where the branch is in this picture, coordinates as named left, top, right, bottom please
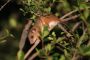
left=58, top=24, right=72, bottom=37
left=60, top=7, right=90, bottom=20
left=0, top=0, right=11, bottom=11
left=19, top=20, right=32, bottom=50
left=71, top=21, right=82, bottom=32
left=61, top=14, right=80, bottom=23
left=28, top=51, right=39, bottom=60
left=60, top=9, right=78, bottom=19
left=71, top=50, right=80, bottom=60
left=24, top=39, right=40, bottom=59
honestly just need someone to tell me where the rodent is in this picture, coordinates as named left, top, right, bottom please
left=28, top=15, right=62, bottom=44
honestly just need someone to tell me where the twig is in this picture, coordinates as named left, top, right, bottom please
left=76, top=29, right=87, bottom=48
left=19, top=20, right=32, bottom=50
left=27, top=43, right=49, bottom=60
left=24, top=39, right=40, bottom=59
left=61, top=14, right=80, bottom=23
left=87, top=40, right=90, bottom=46
left=0, top=0, right=11, bottom=11
left=71, top=50, right=80, bottom=60
left=58, top=14, right=80, bottom=37
left=28, top=51, right=39, bottom=60
left=58, top=24, right=72, bottom=37
left=60, top=9, right=78, bottom=19
left=60, top=7, right=90, bottom=20
left=71, top=21, right=82, bottom=32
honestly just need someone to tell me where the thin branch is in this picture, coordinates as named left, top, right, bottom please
left=87, top=40, right=90, bottom=46
left=61, top=14, right=80, bottom=23
left=71, top=50, right=80, bottom=60
left=28, top=51, right=39, bottom=60
left=60, top=7, right=90, bottom=20
left=76, top=29, right=87, bottom=48
left=19, top=20, right=32, bottom=50
left=71, top=21, right=82, bottom=32
left=58, top=14, right=80, bottom=37
left=60, top=9, right=78, bottom=19
left=58, top=24, right=72, bottom=37
left=24, top=40, right=40, bottom=59
left=27, top=44, right=48, bottom=60
left=0, top=0, right=11, bottom=11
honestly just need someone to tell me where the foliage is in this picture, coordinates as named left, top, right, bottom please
left=0, top=0, right=90, bottom=60
left=17, top=0, right=90, bottom=60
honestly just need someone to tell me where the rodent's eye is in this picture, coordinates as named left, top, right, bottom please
left=33, top=28, right=36, bottom=31
left=30, top=35, right=34, bottom=39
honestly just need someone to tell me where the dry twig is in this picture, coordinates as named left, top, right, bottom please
left=28, top=51, right=39, bottom=60
left=60, top=9, right=78, bottom=19
left=24, top=40, right=40, bottom=59
left=0, top=0, right=11, bottom=11
left=71, top=21, right=82, bottom=32
left=61, top=14, right=80, bottom=22
left=19, top=20, right=32, bottom=50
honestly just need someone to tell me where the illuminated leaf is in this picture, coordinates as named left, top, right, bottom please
left=9, top=17, right=17, bottom=28
left=17, top=50, right=24, bottom=60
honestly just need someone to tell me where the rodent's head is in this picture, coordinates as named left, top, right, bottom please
left=28, top=27, right=40, bottom=44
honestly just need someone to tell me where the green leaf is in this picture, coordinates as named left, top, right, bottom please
left=79, top=46, right=90, bottom=56
left=27, top=0, right=31, bottom=5
left=9, top=17, right=17, bottom=28
left=47, top=56, right=53, bottom=60
left=87, top=24, right=90, bottom=34
left=52, top=32, right=56, bottom=37
left=53, top=53, right=60, bottom=60
left=46, top=44, right=52, bottom=51
left=56, top=37, right=64, bottom=43
left=44, top=7, right=51, bottom=13
left=61, top=0, right=71, bottom=12
left=53, top=0, right=56, bottom=3
left=79, top=3, right=89, bottom=20
left=48, top=37, right=53, bottom=40
left=59, top=55, right=65, bottom=60
left=0, top=29, right=10, bottom=40
left=41, top=26, right=49, bottom=38
left=17, top=50, right=24, bottom=60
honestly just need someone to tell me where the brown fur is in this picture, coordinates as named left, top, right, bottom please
left=28, top=15, right=61, bottom=44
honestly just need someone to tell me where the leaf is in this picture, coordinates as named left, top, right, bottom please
left=47, top=56, right=53, bottom=60
left=79, top=3, right=89, bottom=20
left=17, top=50, right=24, bottom=60
left=53, top=53, right=60, bottom=60
left=0, top=29, right=10, bottom=40
left=63, top=49, right=71, bottom=60
left=79, top=46, right=90, bottom=56
left=9, top=17, right=17, bottom=28
left=52, top=0, right=56, bottom=3
left=44, top=7, right=51, bottom=13
left=59, top=55, right=65, bottom=60
left=48, top=37, right=53, bottom=40
left=61, top=0, right=71, bottom=12
left=56, top=37, right=64, bottom=43
left=27, top=0, right=31, bottom=5
left=52, top=32, right=56, bottom=37
left=87, top=24, right=90, bottom=34
left=46, top=44, right=52, bottom=51
left=41, top=26, right=49, bottom=38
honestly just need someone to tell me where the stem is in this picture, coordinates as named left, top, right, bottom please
left=19, top=20, right=32, bottom=50
left=24, top=40, right=40, bottom=59
left=0, top=0, right=11, bottom=11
